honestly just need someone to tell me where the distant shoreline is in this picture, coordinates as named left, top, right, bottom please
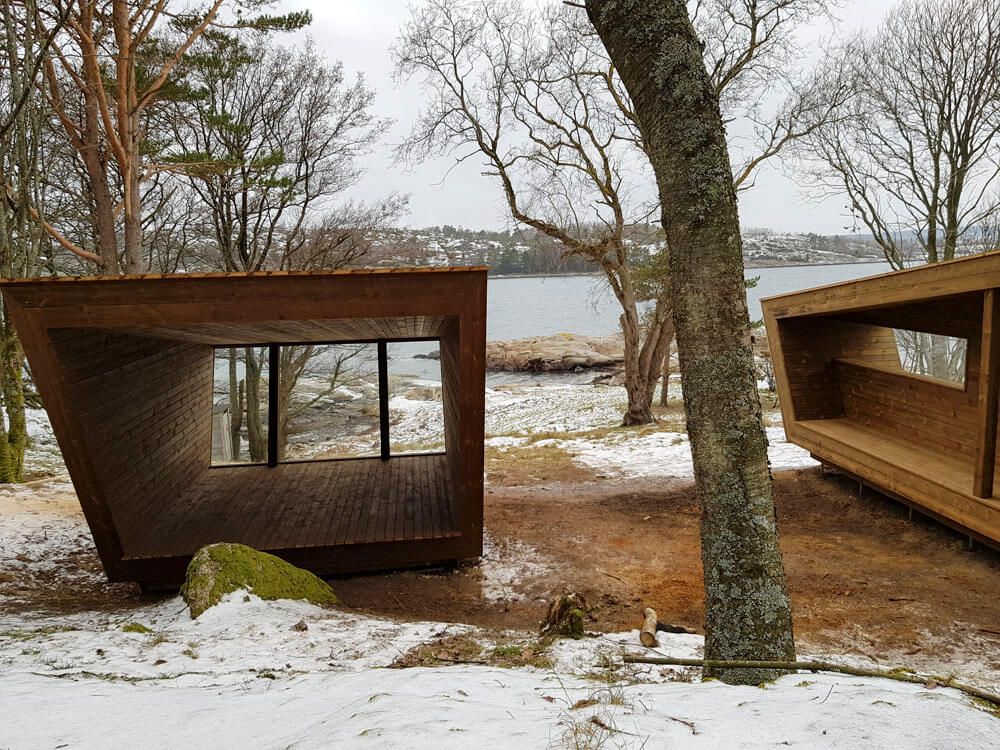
left=488, top=258, right=887, bottom=280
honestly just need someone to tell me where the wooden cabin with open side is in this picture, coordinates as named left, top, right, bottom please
left=0, top=267, right=487, bottom=587
left=762, top=252, right=1000, bottom=549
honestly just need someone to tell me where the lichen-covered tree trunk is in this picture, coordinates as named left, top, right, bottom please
left=587, top=0, right=795, bottom=684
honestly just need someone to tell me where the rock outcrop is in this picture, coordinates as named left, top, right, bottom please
left=486, top=333, right=624, bottom=372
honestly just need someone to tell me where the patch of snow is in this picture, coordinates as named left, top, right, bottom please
left=556, top=427, right=817, bottom=478
left=478, top=530, right=555, bottom=602
left=1, top=606, right=996, bottom=749
left=24, top=407, right=66, bottom=476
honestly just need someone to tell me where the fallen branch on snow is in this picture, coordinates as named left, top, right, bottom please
left=621, top=656, right=1000, bottom=708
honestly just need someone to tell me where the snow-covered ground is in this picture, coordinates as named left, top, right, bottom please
left=246, top=378, right=816, bottom=477
left=1, top=591, right=996, bottom=749
left=7, top=383, right=994, bottom=749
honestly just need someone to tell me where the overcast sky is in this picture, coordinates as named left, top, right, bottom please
left=280, top=0, right=897, bottom=234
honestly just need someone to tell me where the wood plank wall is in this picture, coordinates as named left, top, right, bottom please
left=438, top=318, right=463, bottom=517
left=836, top=360, right=979, bottom=460
left=48, top=330, right=214, bottom=556
left=820, top=294, right=985, bottom=461
left=777, top=318, right=902, bottom=420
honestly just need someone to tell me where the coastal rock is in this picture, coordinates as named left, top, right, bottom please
left=486, top=333, right=624, bottom=372
left=181, top=542, right=339, bottom=618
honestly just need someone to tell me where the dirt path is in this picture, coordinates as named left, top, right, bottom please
left=4, top=469, right=999, bottom=677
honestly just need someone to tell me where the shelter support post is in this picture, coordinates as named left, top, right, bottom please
left=973, top=289, right=1000, bottom=498
left=378, top=340, right=390, bottom=460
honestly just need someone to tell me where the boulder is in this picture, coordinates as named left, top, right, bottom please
left=181, top=542, right=339, bottom=618
left=486, top=333, right=625, bottom=372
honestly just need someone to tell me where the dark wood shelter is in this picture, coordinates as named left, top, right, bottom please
left=1, top=267, right=487, bottom=586
left=762, top=253, right=1000, bottom=548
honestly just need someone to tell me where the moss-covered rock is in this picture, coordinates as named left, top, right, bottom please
left=181, top=543, right=339, bottom=618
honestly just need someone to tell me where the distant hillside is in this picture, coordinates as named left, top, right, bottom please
left=364, top=226, right=885, bottom=274
left=740, top=229, right=884, bottom=267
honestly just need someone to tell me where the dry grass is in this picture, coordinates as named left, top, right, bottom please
left=485, top=443, right=600, bottom=485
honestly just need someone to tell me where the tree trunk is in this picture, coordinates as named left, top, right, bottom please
left=587, top=0, right=795, bottom=685
left=227, top=349, right=243, bottom=460
left=79, top=93, right=119, bottom=273
left=122, top=130, right=143, bottom=274
left=620, top=310, right=654, bottom=425
left=659, top=337, right=673, bottom=407
left=244, top=347, right=266, bottom=462
left=0, top=317, right=26, bottom=483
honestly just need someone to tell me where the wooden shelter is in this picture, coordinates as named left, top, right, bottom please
left=762, top=253, right=1000, bottom=549
left=0, top=267, right=487, bottom=586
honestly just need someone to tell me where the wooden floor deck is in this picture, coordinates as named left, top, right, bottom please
left=794, top=418, right=1000, bottom=545
left=119, top=454, right=459, bottom=560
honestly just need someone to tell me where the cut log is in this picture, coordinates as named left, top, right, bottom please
left=640, top=607, right=659, bottom=647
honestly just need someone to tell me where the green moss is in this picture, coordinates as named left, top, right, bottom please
left=181, top=543, right=339, bottom=618
left=559, top=608, right=586, bottom=638
left=121, top=622, right=152, bottom=634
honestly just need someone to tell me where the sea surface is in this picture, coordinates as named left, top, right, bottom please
left=216, top=262, right=894, bottom=387
left=394, top=261, right=893, bottom=382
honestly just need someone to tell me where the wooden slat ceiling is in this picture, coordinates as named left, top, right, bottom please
left=824, top=292, right=983, bottom=339
left=116, top=315, right=450, bottom=345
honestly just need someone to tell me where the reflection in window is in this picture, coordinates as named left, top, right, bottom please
left=212, top=347, right=269, bottom=465
left=387, top=342, right=445, bottom=455
left=279, top=344, right=380, bottom=461
left=893, top=329, right=967, bottom=385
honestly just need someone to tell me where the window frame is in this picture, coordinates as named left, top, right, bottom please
left=210, top=336, right=443, bottom=468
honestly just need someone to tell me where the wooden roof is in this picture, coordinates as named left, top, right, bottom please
left=0, top=266, right=488, bottom=344
left=761, top=251, right=1000, bottom=318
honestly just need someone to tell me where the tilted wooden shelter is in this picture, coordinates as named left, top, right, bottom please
left=762, top=253, right=1000, bottom=549
left=1, top=267, right=487, bottom=586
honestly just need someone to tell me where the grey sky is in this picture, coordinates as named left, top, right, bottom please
left=282, top=0, right=897, bottom=234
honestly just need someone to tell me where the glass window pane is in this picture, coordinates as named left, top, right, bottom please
left=279, top=343, right=380, bottom=461
left=893, top=330, right=967, bottom=385
left=387, top=341, right=445, bottom=455
left=212, top=346, right=269, bottom=465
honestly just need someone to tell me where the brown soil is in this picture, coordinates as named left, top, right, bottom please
left=6, top=469, right=1000, bottom=673
left=333, top=468, right=1000, bottom=669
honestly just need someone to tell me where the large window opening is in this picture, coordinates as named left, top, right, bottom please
left=210, top=339, right=445, bottom=467
left=279, top=343, right=380, bottom=461
left=893, top=329, right=967, bottom=386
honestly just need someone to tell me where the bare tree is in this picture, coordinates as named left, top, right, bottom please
left=173, top=35, right=399, bottom=461
left=586, top=0, right=795, bottom=686
left=797, top=0, right=1000, bottom=380
left=800, top=0, right=1000, bottom=268
left=395, top=0, right=840, bottom=424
